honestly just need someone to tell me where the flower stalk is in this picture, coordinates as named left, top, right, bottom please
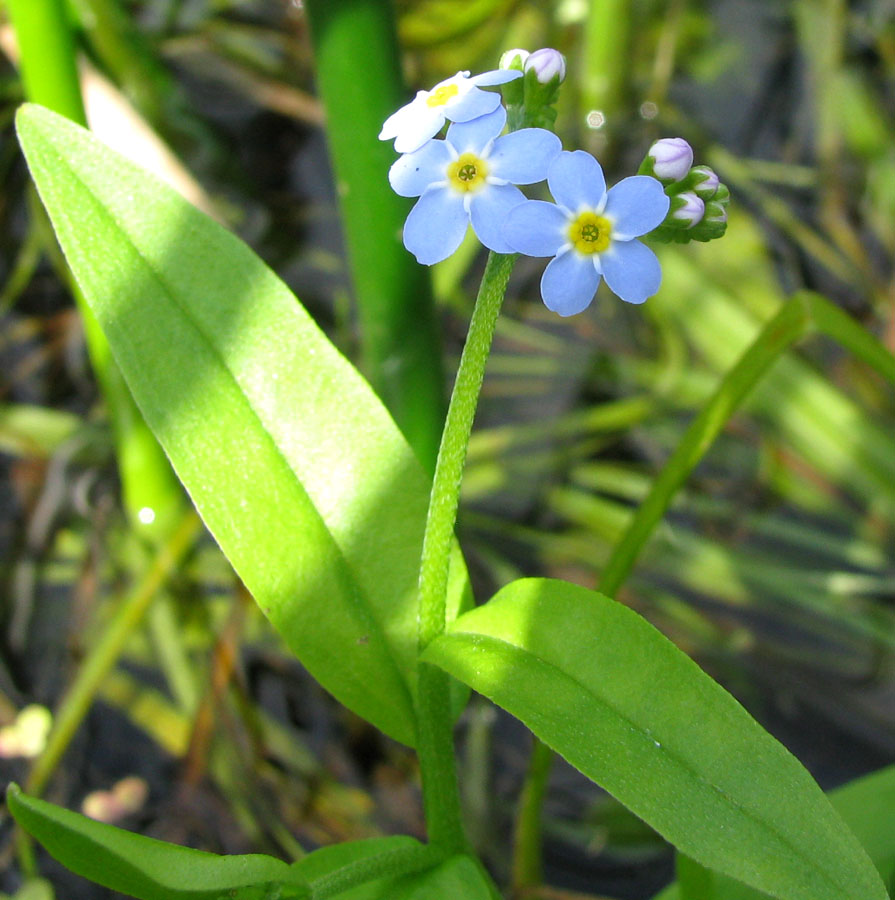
left=416, top=251, right=516, bottom=849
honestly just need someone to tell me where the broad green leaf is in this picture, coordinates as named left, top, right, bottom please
left=422, top=578, right=888, bottom=900
left=291, top=836, right=435, bottom=900
left=16, top=103, right=471, bottom=746
left=291, top=836, right=428, bottom=882
left=397, top=854, right=494, bottom=900
left=654, top=763, right=895, bottom=900
left=6, top=785, right=307, bottom=900
left=830, top=763, right=895, bottom=889
left=291, top=840, right=491, bottom=900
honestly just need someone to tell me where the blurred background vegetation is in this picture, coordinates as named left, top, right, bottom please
left=0, top=1, right=893, bottom=898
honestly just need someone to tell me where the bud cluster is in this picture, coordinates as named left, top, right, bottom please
left=639, top=138, right=729, bottom=243
left=499, top=47, right=567, bottom=131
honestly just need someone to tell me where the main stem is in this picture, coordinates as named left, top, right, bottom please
left=416, top=252, right=516, bottom=850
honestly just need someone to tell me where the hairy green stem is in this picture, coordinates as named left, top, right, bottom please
left=416, top=252, right=516, bottom=850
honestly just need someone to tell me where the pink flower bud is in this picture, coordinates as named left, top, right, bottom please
left=672, top=191, right=705, bottom=227
left=691, top=165, right=720, bottom=199
left=525, top=48, right=566, bottom=84
left=704, top=201, right=728, bottom=224
left=648, top=137, right=693, bottom=182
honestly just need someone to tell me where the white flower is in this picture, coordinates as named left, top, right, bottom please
left=379, top=69, right=522, bottom=154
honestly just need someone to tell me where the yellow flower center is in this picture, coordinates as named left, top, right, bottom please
left=427, top=83, right=460, bottom=108
left=447, top=152, right=489, bottom=193
left=568, top=211, right=612, bottom=255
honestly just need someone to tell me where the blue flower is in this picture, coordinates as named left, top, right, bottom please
left=389, top=106, right=561, bottom=265
left=379, top=69, right=523, bottom=154
left=503, top=150, right=670, bottom=316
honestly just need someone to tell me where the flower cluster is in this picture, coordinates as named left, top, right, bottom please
left=640, top=138, right=730, bottom=243
left=380, top=53, right=724, bottom=316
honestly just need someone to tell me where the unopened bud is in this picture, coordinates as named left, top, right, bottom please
left=672, top=192, right=705, bottom=227
left=712, top=183, right=730, bottom=204
left=648, top=137, right=693, bottom=182
left=500, top=48, right=529, bottom=71
left=691, top=165, right=720, bottom=199
left=525, top=48, right=566, bottom=84
left=704, top=200, right=728, bottom=224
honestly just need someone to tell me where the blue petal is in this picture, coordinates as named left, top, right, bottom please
left=488, top=129, right=562, bottom=184
left=446, top=105, right=506, bottom=153
left=392, top=105, right=448, bottom=154
left=469, top=183, right=526, bottom=253
left=402, top=186, right=469, bottom=265
left=547, top=150, right=607, bottom=212
left=504, top=200, right=568, bottom=257
left=448, top=88, right=502, bottom=124
left=600, top=238, right=662, bottom=304
left=470, top=69, right=524, bottom=86
left=604, top=176, right=671, bottom=239
left=540, top=250, right=601, bottom=316
left=389, top=140, right=453, bottom=197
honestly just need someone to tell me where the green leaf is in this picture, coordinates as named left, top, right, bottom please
left=654, top=763, right=895, bottom=900
left=421, top=578, right=889, bottom=900
left=291, top=836, right=427, bottom=881
left=15, top=103, right=471, bottom=746
left=291, top=836, right=435, bottom=899
left=397, top=854, right=494, bottom=900
left=292, top=841, right=492, bottom=900
left=830, top=763, right=895, bottom=889
left=6, top=784, right=307, bottom=900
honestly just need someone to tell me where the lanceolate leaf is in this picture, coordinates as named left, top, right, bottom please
left=291, top=836, right=436, bottom=899
left=653, top=763, right=895, bottom=900
left=6, top=785, right=308, bottom=900
left=422, top=578, right=888, bottom=900
left=290, top=839, right=493, bottom=900
left=16, top=103, right=471, bottom=746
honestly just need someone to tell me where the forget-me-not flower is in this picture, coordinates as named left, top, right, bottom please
left=503, top=150, right=670, bottom=316
left=389, top=105, right=561, bottom=265
left=379, top=69, right=523, bottom=154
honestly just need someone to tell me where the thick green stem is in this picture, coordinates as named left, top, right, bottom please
left=582, top=0, right=630, bottom=142
left=416, top=252, right=516, bottom=850
left=303, top=0, right=446, bottom=471
left=8, top=0, right=184, bottom=540
left=6, top=0, right=86, bottom=126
